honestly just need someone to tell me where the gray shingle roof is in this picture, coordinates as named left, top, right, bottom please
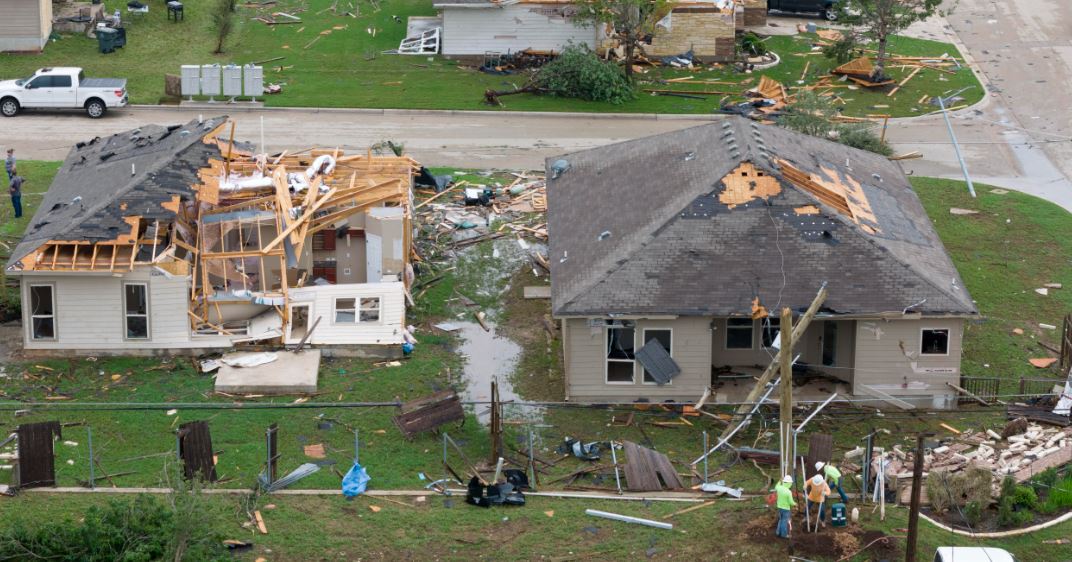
left=6, top=117, right=227, bottom=270
left=547, top=117, right=977, bottom=318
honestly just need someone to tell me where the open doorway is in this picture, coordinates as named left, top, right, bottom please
left=289, top=304, right=311, bottom=342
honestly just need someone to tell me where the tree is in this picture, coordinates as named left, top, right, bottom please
left=572, top=0, right=671, bottom=79
left=779, top=91, right=893, bottom=156
left=211, top=0, right=236, bottom=54
left=837, top=0, right=945, bottom=81
left=484, top=45, right=634, bottom=105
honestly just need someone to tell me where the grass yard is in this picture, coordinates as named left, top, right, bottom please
left=0, top=163, right=1069, bottom=559
left=0, top=0, right=981, bottom=116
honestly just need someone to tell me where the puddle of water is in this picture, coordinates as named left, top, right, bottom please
left=455, top=320, right=543, bottom=425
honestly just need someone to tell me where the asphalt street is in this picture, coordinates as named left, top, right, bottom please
left=1, top=5, right=1069, bottom=210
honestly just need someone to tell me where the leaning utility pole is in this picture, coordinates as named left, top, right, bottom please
left=906, top=432, right=933, bottom=562
left=719, top=283, right=828, bottom=440
left=778, top=307, right=794, bottom=477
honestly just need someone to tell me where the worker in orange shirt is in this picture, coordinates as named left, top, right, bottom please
left=804, top=473, right=831, bottom=530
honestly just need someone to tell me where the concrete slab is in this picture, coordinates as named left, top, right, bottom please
left=214, top=350, right=320, bottom=394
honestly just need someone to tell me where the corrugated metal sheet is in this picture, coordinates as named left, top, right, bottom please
left=16, top=421, right=61, bottom=489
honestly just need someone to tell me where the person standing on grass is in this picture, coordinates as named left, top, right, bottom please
left=816, top=461, right=848, bottom=504
left=9, top=172, right=24, bottom=218
left=774, top=474, right=796, bottom=539
left=4, top=149, right=14, bottom=183
left=805, top=473, right=831, bottom=529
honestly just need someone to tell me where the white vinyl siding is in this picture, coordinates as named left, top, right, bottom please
left=0, top=0, right=50, bottom=51
left=287, top=282, right=405, bottom=345
left=853, top=318, right=964, bottom=408
left=439, top=4, right=599, bottom=56
left=565, top=317, right=711, bottom=401
left=20, top=269, right=231, bottom=350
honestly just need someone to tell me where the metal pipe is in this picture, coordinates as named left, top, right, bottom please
left=795, top=393, right=839, bottom=434
left=354, top=429, right=360, bottom=465
left=610, top=441, right=623, bottom=495
left=585, top=509, right=673, bottom=530
left=702, top=431, right=709, bottom=484
left=938, top=93, right=976, bottom=197
left=692, top=378, right=781, bottom=465
left=87, top=426, right=94, bottom=490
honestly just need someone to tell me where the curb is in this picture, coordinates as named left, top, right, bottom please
left=130, top=104, right=723, bottom=122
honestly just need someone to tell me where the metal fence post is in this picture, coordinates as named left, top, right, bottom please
left=87, top=426, right=94, bottom=490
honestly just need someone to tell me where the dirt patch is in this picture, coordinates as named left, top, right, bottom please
left=740, top=509, right=898, bottom=560
left=497, top=267, right=562, bottom=402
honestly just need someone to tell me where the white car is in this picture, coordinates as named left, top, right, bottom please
left=934, top=547, right=1019, bottom=562
left=0, top=66, right=128, bottom=118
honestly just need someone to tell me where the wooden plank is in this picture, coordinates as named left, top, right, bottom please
left=946, top=382, right=989, bottom=406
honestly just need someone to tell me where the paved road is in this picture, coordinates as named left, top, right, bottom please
left=2, top=5, right=1070, bottom=210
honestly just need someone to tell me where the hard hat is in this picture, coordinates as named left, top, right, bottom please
left=812, top=474, right=824, bottom=486
left=815, top=461, right=825, bottom=471
left=782, top=475, right=793, bottom=484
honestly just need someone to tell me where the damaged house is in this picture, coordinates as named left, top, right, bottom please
left=431, top=0, right=750, bottom=62
left=6, top=117, right=418, bottom=356
left=548, top=117, right=977, bottom=409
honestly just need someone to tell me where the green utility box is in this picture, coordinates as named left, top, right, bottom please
left=830, top=503, right=848, bottom=527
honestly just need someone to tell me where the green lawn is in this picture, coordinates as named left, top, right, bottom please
left=0, top=166, right=1069, bottom=560
left=0, top=0, right=981, bottom=116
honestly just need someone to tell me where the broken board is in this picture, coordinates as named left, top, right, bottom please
left=622, top=441, right=684, bottom=492
left=393, top=389, right=465, bottom=439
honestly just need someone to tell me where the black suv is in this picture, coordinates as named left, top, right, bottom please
left=767, top=0, right=839, bottom=21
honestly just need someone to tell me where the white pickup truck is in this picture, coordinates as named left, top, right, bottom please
left=0, top=67, right=128, bottom=118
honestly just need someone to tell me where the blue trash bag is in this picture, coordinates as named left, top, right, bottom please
left=342, top=462, right=371, bottom=498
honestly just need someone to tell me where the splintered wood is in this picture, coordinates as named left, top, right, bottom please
left=718, top=162, right=781, bottom=208
left=776, top=159, right=881, bottom=234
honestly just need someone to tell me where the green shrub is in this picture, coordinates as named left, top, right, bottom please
left=997, top=476, right=1038, bottom=528
left=739, top=32, right=768, bottom=56
left=822, top=36, right=859, bottom=64
left=964, top=501, right=983, bottom=526
left=0, top=494, right=228, bottom=561
left=778, top=91, right=893, bottom=156
left=536, top=45, right=635, bottom=105
left=1038, top=471, right=1072, bottom=515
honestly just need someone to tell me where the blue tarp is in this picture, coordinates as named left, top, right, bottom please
left=342, top=462, right=371, bottom=497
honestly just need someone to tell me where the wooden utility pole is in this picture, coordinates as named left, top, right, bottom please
left=778, top=307, right=793, bottom=477
left=720, top=284, right=828, bottom=440
left=906, top=432, right=932, bottom=562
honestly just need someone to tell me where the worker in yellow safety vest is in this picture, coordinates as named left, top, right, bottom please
left=816, top=461, right=848, bottom=504
left=774, top=475, right=796, bottom=538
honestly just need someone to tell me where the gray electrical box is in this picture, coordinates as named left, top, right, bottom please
left=200, top=64, right=221, bottom=99
left=180, top=65, right=200, bottom=99
left=243, top=64, right=264, bottom=101
left=222, top=64, right=242, bottom=98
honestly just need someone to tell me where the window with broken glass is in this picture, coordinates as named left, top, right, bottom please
left=726, top=318, right=754, bottom=349
left=641, top=329, right=672, bottom=384
left=920, top=328, right=949, bottom=356
left=124, top=283, right=149, bottom=339
left=359, top=297, right=381, bottom=322
left=29, top=284, right=55, bottom=340
left=761, top=317, right=780, bottom=348
left=334, top=298, right=357, bottom=324
left=606, top=323, right=636, bottom=384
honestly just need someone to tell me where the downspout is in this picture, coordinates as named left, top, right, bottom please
left=561, top=317, right=570, bottom=401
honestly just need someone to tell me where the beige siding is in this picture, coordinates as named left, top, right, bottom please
left=286, top=282, right=405, bottom=345
left=21, top=269, right=230, bottom=350
left=853, top=318, right=963, bottom=408
left=440, top=4, right=599, bottom=56
left=646, top=9, right=735, bottom=59
left=565, top=317, right=711, bottom=402
left=0, top=0, right=47, bottom=51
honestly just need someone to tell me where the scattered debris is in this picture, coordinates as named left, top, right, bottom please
left=585, top=509, right=673, bottom=530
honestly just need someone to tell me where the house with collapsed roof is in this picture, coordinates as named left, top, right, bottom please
left=547, top=117, right=977, bottom=410
left=430, top=0, right=762, bottom=62
left=6, top=117, right=418, bottom=356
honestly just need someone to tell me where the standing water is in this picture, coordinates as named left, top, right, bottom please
left=455, top=320, right=526, bottom=424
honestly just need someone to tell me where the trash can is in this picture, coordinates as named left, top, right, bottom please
left=112, top=26, right=127, bottom=48
left=830, top=503, right=848, bottom=527
left=97, top=27, right=118, bottom=53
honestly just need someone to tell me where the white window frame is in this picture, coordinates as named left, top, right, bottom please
left=359, top=297, right=381, bottom=323
left=641, top=328, right=673, bottom=386
left=760, top=317, right=781, bottom=349
left=28, top=283, right=57, bottom=341
left=123, top=282, right=150, bottom=340
left=920, top=327, right=950, bottom=357
left=605, top=324, right=636, bottom=385
left=333, top=297, right=358, bottom=325
left=725, top=318, right=754, bottom=350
